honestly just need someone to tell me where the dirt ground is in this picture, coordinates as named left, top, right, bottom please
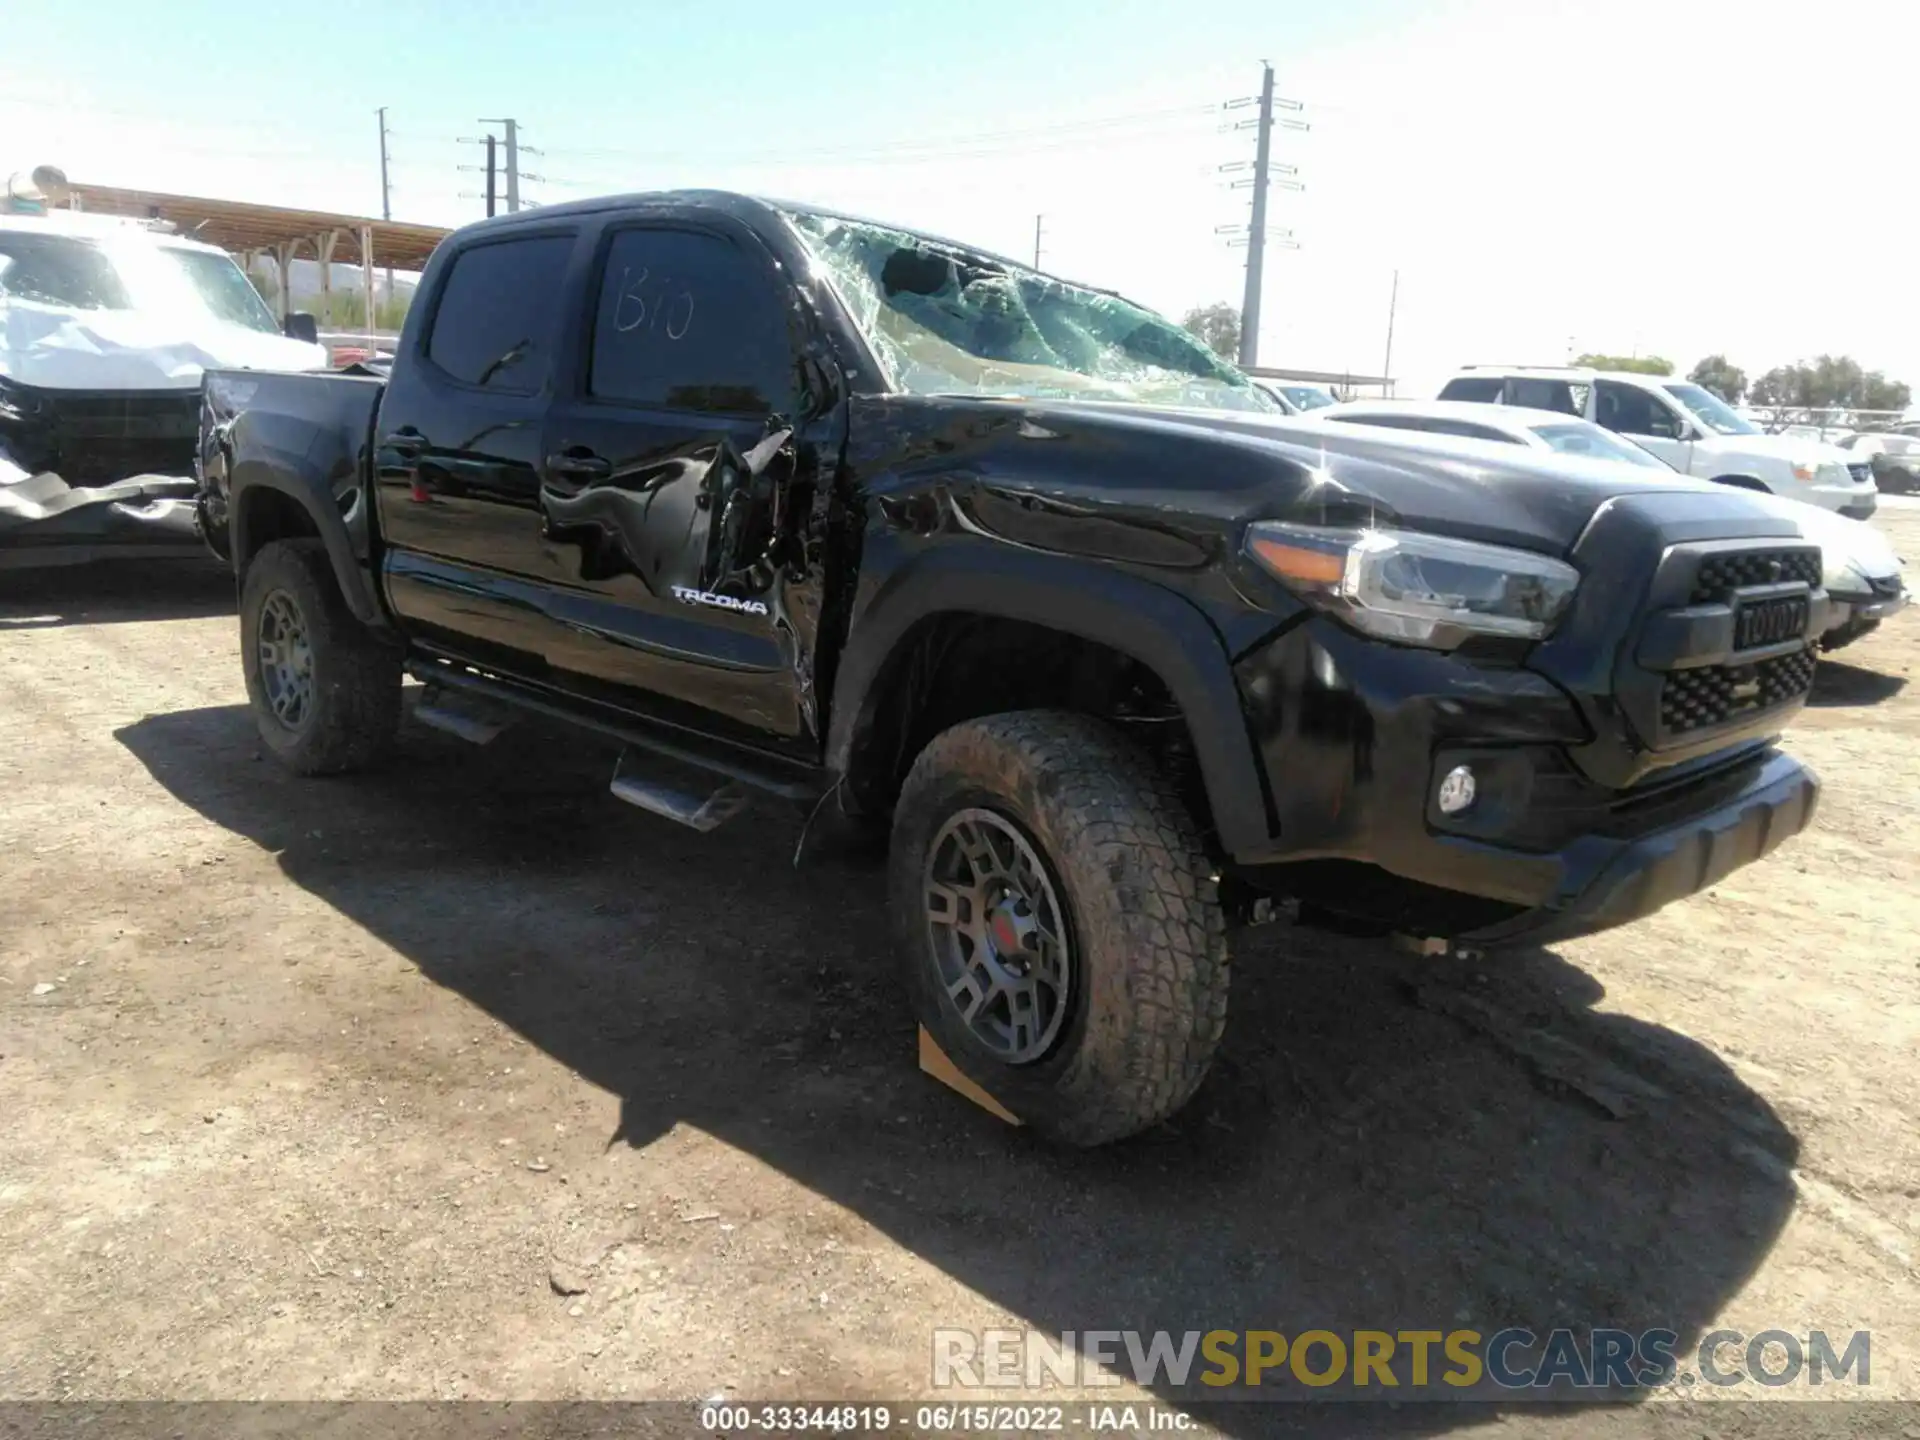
left=2, top=508, right=1916, bottom=1438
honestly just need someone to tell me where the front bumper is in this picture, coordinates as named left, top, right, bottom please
left=1828, top=579, right=1909, bottom=626
left=1452, top=749, right=1817, bottom=946
left=1228, top=610, right=1822, bottom=947
left=1802, top=479, right=1878, bottom=519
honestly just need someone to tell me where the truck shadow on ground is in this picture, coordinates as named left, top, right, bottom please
left=1808, top=658, right=1907, bottom=707
left=119, top=705, right=1802, bottom=1437
left=0, top=558, right=233, bottom=629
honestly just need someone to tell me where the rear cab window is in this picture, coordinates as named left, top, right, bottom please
left=425, top=234, right=576, bottom=393
left=1437, top=376, right=1502, bottom=402
left=1508, top=378, right=1589, bottom=417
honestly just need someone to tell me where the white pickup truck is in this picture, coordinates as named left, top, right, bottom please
left=1, top=208, right=329, bottom=566
left=1439, top=365, right=1877, bottom=518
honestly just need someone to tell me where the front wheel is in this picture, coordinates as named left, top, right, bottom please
left=888, top=711, right=1229, bottom=1146
left=240, top=538, right=401, bottom=775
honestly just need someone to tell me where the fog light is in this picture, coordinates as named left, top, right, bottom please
left=1437, top=764, right=1477, bottom=814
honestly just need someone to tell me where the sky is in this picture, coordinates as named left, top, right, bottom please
left=7, top=0, right=1917, bottom=394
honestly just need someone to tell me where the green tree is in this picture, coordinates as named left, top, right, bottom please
left=1574, top=353, right=1674, bottom=376
left=1182, top=302, right=1241, bottom=361
left=1687, top=354, right=1747, bottom=403
left=1749, top=356, right=1911, bottom=413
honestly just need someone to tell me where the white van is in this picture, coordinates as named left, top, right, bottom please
left=1438, top=365, right=1877, bottom=518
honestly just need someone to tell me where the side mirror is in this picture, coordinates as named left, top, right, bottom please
left=282, top=312, right=320, bottom=345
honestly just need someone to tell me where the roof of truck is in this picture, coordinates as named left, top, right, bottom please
left=463, top=189, right=1086, bottom=287
left=1450, top=364, right=1688, bottom=389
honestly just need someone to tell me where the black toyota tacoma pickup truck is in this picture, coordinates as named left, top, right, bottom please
left=197, top=191, right=1824, bottom=1145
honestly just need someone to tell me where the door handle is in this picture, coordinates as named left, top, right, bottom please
left=545, top=451, right=612, bottom=482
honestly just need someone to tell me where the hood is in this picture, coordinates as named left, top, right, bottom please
left=0, top=297, right=329, bottom=390
left=1003, top=399, right=1762, bottom=556
left=1713, top=429, right=1856, bottom=467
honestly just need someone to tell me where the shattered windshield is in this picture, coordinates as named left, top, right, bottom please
left=158, top=247, right=281, bottom=335
left=0, top=231, right=280, bottom=336
left=785, top=211, right=1279, bottom=415
left=0, top=233, right=133, bottom=309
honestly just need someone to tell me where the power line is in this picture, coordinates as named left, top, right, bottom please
left=535, top=101, right=1219, bottom=169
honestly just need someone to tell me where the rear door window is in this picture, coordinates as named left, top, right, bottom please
left=1432, top=421, right=1521, bottom=443
left=587, top=227, right=793, bottom=414
left=1438, top=376, right=1502, bottom=402
left=1509, top=378, right=1589, bottom=416
left=425, top=234, right=576, bottom=393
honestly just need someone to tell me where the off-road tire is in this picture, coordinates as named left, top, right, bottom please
left=889, top=710, right=1230, bottom=1146
left=240, top=539, right=400, bottom=775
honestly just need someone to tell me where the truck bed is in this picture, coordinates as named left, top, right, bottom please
left=197, top=368, right=386, bottom=565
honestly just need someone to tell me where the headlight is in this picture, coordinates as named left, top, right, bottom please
left=1245, top=522, right=1580, bottom=648
left=1821, top=549, right=1864, bottom=594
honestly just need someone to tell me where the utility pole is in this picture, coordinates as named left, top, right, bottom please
left=479, top=117, right=522, bottom=213
left=375, top=106, right=393, bottom=306
left=1237, top=63, right=1274, bottom=368
left=1033, top=214, right=1044, bottom=269
left=1221, top=65, right=1306, bottom=369
left=1382, top=269, right=1399, bottom=395
left=467, top=120, right=543, bottom=216
left=376, top=107, right=393, bottom=221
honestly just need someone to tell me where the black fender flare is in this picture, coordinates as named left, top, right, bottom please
left=1708, top=473, right=1771, bottom=493
left=824, top=544, right=1273, bottom=855
left=229, top=464, right=388, bottom=630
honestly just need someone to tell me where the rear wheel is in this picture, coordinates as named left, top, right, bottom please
left=240, top=539, right=400, bottom=774
left=888, top=711, right=1229, bottom=1146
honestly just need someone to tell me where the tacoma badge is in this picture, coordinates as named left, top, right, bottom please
left=670, top=585, right=769, bottom=617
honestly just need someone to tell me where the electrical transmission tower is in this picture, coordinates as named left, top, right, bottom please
left=1218, top=63, right=1307, bottom=367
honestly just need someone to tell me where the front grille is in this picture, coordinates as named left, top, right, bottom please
left=57, top=437, right=198, bottom=485
left=41, top=390, right=200, bottom=485
left=1689, top=548, right=1822, bottom=603
left=1659, top=649, right=1817, bottom=734
left=45, top=391, right=200, bottom=442
left=1847, top=461, right=1872, bottom=486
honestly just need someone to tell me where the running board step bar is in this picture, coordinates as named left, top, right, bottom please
left=610, top=751, right=751, bottom=832
left=402, top=659, right=828, bottom=803
left=412, top=686, right=512, bottom=745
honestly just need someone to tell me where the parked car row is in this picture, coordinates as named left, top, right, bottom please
left=1840, top=431, right=1920, bottom=495
left=1311, top=397, right=1909, bottom=652
left=1436, top=365, right=1879, bottom=518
